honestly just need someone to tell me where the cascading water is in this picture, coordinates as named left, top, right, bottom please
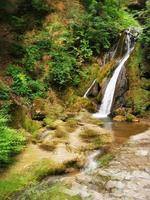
left=84, top=79, right=97, bottom=98
left=83, top=150, right=101, bottom=173
left=93, top=30, right=136, bottom=118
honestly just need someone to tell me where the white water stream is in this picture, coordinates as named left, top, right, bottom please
left=93, top=31, right=135, bottom=118
left=83, top=150, right=101, bottom=173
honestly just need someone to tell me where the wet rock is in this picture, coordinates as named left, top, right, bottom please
left=85, top=80, right=101, bottom=98
left=113, top=67, right=128, bottom=110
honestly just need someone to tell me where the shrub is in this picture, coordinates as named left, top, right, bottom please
left=49, top=50, right=79, bottom=89
left=0, top=116, right=25, bottom=167
left=141, top=18, right=150, bottom=61
left=31, top=0, right=49, bottom=13
left=0, top=81, right=10, bottom=100
left=22, top=45, right=41, bottom=72
left=7, top=64, right=47, bottom=98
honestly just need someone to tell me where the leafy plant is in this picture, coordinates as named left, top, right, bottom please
left=0, top=116, right=25, bottom=167
left=49, top=50, right=79, bottom=89
left=0, top=81, right=10, bottom=100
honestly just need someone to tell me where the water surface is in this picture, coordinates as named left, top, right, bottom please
left=102, top=118, right=149, bottom=144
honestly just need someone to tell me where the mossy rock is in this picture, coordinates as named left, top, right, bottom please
left=80, top=128, right=100, bottom=140
left=55, top=125, right=68, bottom=138
left=125, top=113, right=137, bottom=122
left=39, top=139, right=60, bottom=151
left=113, top=107, right=126, bottom=116
left=23, top=117, right=42, bottom=135
left=65, top=118, right=78, bottom=132
left=113, top=115, right=126, bottom=122
left=124, top=43, right=150, bottom=117
left=64, top=157, right=86, bottom=173
left=44, top=118, right=64, bottom=129
left=80, top=125, right=113, bottom=145
left=71, top=97, right=97, bottom=113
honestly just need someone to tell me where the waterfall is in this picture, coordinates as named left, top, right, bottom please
left=84, top=79, right=97, bottom=98
left=93, top=30, right=136, bottom=118
left=83, top=150, right=101, bottom=173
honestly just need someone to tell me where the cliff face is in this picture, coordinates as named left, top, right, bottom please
left=124, top=43, right=150, bottom=116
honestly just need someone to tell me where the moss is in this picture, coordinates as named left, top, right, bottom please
left=125, top=113, right=136, bottom=122
left=39, top=139, right=59, bottom=151
left=44, top=104, right=64, bottom=121
left=55, top=125, right=68, bottom=139
left=125, top=43, right=150, bottom=116
left=98, top=59, right=117, bottom=83
left=75, top=63, right=100, bottom=97
left=80, top=128, right=100, bottom=141
left=44, top=118, right=64, bottom=129
left=69, top=97, right=97, bottom=113
left=99, top=153, right=114, bottom=167
left=65, top=118, right=78, bottom=132
left=23, top=117, right=42, bottom=135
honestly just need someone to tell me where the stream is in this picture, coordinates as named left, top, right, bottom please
left=83, top=119, right=149, bottom=172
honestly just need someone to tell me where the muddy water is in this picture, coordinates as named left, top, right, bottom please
left=101, top=118, right=149, bottom=144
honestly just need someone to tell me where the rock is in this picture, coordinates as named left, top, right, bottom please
left=71, top=97, right=98, bottom=113
left=55, top=125, right=68, bottom=138
left=125, top=113, right=136, bottom=122
left=113, top=67, right=128, bottom=110
left=128, top=1, right=144, bottom=10
left=113, top=107, right=126, bottom=116
left=45, top=119, right=64, bottom=129
left=113, top=115, right=126, bottom=122
left=85, top=80, right=101, bottom=98
left=39, top=138, right=59, bottom=151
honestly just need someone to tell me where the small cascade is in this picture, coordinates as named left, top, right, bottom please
left=84, top=79, right=97, bottom=98
left=83, top=150, right=101, bottom=173
left=93, top=29, right=137, bottom=118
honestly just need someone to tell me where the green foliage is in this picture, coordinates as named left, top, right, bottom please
left=0, top=81, right=10, bottom=100
left=22, top=45, right=41, bottom=72
left=4, top=0, right=139, bottom=93
left=0, top=160, right=67, bottom=199
left=31, top=0, right=49, bottom=13
left=72, top=0, right=138, bottom=57
left=0, top=116, right=25, bottom=167
left=49, top=50, right=80, bottom=89
left=12, top=73, right=32, bottom=96
left=7, top=64, right=47, bottom=98
left=141, top=2, right=150, bottom=61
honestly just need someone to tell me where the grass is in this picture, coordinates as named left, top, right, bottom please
left=99, top=153, right=114, bottom=167
left=0, top=159, right=66, bottom=200
left=13, top=182, right=82, bottom=200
